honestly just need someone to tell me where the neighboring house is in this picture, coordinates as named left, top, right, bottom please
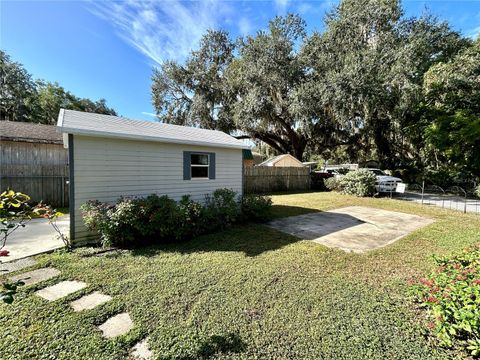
left=243, top=150, right=265, bottom=167
left=258, top=154, right=305, bottom=167
left=0, top=120, right=69, bottom=206
left=243, top=149, right=255, bottom=167
left=57, top=109, right=250, bottom=245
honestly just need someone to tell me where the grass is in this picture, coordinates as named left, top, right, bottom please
left=2, top=192, right=479, bottom=359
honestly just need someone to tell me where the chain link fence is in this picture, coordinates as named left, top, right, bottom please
left=391, top=181, right=480, bottom=214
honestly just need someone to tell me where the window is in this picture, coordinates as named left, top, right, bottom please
left=190, top=153, right=209, bottom=179
left=183, top=151, right=215, bottom=180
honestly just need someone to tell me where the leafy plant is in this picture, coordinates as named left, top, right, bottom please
left=0, top=190, right=32, bottom=250
left=324, top=177, right=343, bottom=192
left=475, top=184, right=480, bottom=199
left=241, top=194, right=273, bottom=222
left=33, top=204, right=70, bottom=250
left=339, top=170, right=376, bottom=197
left=81, top=189, right=263, bottom=248
left=0, top=279, right=25, bottom=304
left=410, top=244, right=480, bottom=357
left=203, top=189, right=240, bottom=230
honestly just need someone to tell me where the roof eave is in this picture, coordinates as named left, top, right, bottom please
left=60, top=127, right=251, bottom=150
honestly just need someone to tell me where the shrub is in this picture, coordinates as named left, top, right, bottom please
left=324, top=177, right=342, bottom=192
left=81, top=200, right=123, bottom=247
left=241, top=194, right=273, bottom=222
left=409, top=245, right=480, bottom=357
left=177, top=195, right=203, bottom=239
left=138, top=194, right=180, bottom=239
left=81, top=189, right=273, bottom=248
left=203, top=188, right=240, bottom=230
left=475, top=184, right=480, bottom=198
left=339, top=169, right=376, bottom=197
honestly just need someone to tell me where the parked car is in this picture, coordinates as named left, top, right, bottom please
left=363, top=168, right=403, bottom=193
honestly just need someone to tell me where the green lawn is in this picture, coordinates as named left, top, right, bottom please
left=2, top=192, right=479, bottom=359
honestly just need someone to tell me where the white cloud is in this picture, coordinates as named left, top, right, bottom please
left=466, top=25, right=480, bottom=39
left=141, top=111, right=158, bottom=117
left=238, top=17, right=253, bottom=36
left=89, top=0, right=228, bottom=65
left=274, top=0, right=290, bottom=13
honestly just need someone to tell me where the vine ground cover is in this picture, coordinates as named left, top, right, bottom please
left=1, top=192, right=479, bottom=359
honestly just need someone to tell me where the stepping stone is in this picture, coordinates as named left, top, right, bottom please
left=9, top=267, right=60, bottom=286
left=0, top=257, right=36, bottom=273
left=131, top=338, right=153, bottom=360
left=98, top=312, right=133, bottom=338
left=36, top=280, right=87, bottom=301
left=70, top=291, right=112, bottom=312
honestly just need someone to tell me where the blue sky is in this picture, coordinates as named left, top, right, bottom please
left=2, top=0, right=480, bottom=121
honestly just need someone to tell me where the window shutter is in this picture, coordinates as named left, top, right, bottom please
left=183, top=151, right=191, bottom=180
left=209, top=153, right=216, bottom=179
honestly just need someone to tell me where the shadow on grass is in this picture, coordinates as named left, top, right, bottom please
left=130, top=205, right=327, bottom=257
left=131, top=223, right=301, bottom=257
left=270, top=204, right=321, bottom=219
left=178, top=333, right=247, bottom=360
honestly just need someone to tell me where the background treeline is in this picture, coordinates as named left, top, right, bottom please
left=152, top=0, right=479, bottom=181
left=0, top=50, right=117, bottom=124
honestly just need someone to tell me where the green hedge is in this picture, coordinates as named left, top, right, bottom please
left=81, top=189, right=272, bottom=247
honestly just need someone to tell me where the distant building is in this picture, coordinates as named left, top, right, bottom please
left=258, top=154, right=305, bottom=167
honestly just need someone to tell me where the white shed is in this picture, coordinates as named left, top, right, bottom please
left=57, top=109, right=250, bottom=245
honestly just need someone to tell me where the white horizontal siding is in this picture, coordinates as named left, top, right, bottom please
left=72, top=135, right=243, bottom=244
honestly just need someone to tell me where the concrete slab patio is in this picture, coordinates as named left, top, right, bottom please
left=2, top=215, right=69, bottom=262
left=268, top=206, right=434, bottom=253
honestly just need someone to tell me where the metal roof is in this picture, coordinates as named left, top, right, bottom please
left=0, top=120, right=63, bottom=144
left=57, top=109, right=250, bottom=150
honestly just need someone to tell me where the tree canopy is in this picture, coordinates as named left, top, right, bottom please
left=0, top=50, right=117, bottom=124
left=151, top=0, right=474, bottom=175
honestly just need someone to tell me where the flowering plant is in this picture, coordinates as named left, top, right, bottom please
left=409, top=244, right=480, bottom=357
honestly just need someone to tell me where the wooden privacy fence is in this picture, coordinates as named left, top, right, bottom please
left=1, top=141, right=69, bottom=207
left=243, top=166, right=311, bottom=194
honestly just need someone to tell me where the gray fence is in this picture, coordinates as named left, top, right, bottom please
left=0, top=175, right=69, bottom=208
left=393, top=182, right=480, bottom=214
left=244, top=166, right=311, bottom=194
left=1, top=140, right=69, bottom=207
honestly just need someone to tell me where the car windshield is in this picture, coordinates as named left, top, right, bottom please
left=369, top=169, right=386, bottom=175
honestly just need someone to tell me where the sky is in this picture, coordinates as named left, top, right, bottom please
left=2, top=0, right=480, bottom=121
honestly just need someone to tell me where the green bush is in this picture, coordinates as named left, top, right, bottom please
left=203, top=189, right=240, bottom=230
left=324, top=177, right=343, bottom=191
left=409, top=245, right=480, bottom=357
left=81, top=200, right=118, bottom=247
left=339, top=169, right=376, bottom=197
left=138, top=194, right=180, bottom=239
left=177, top=195, right=204, bottom=239
left=81, top=189, right=272, bottom=248
left=475, top=184, right=480, bottom=198
left=241, top=194, right=273, bottom=222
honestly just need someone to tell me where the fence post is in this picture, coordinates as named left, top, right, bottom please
left=421, top=180, right=425, bottom=205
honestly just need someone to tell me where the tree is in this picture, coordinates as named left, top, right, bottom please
left=228, top=14, right=336, bottom=160
left=0, top=50, right=37, bottom=122
left=151, top=1, right=468, bottom=163
left=33, top=81, right=117, bottom=124
left=152, top=30, right=235, bottom=132
left=302, top=0, right=467, bottom=167
left=0, top=51, right=117, bottom=124
left=421, top=39, right=480, bottom=175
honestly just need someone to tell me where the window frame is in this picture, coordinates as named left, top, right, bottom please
left=190, top=152, right=210, bottom=179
